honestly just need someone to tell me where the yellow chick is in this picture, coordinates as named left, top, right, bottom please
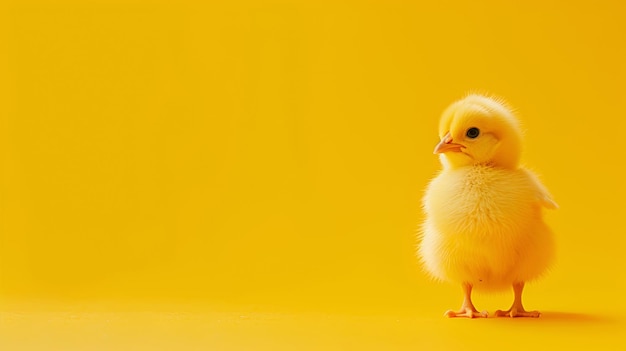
left=419, top=94, right=556, bottom=318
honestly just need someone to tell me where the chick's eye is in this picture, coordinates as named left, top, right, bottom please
left=466, top=127, right=480, bottom=139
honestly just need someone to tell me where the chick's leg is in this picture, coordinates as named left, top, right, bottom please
left=495, top=282, right=540, bottom=318
left=445, top=282, right=488, bottom=318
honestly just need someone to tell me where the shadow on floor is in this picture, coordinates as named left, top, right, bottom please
left=537, top=311, right=617, bottom=324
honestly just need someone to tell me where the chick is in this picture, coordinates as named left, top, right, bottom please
left=419, top=94, right=556, bottom=318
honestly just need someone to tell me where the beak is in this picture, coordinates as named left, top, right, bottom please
left=433, top=132, right=464, bottom=154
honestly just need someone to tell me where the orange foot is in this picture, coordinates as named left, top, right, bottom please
left=495, top=282, right=540, bottom=318
left=445, top=307, right=488, bottom=318
left=494, top=307, right=540, bottom=318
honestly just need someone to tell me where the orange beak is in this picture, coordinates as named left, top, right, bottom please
left=433, top=132, right=464, bottom=154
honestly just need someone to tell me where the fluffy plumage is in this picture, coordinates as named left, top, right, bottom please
left=419, top=94, right=556, bottom=318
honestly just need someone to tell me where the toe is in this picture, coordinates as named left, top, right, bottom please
left=494, top=309, right=509, bottom=317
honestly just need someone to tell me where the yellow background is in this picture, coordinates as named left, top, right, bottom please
left=1, top=0, right=625, bottom=350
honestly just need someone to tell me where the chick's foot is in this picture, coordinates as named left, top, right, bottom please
left=445, top=283, right=488, bottom=318
left=494, top=307, right=540, bottom=318
left=445, top=307, right=488, bottom=318
left=495, top=282, right=540, bottom=318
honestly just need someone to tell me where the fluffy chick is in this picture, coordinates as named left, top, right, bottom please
left=419, top=94, right=556, bottom=318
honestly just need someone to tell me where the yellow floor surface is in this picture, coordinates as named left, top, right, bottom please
left=2, top=301, right=624, bottom=351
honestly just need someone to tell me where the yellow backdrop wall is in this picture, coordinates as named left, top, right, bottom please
left=1, top=1, right=626, bottom=349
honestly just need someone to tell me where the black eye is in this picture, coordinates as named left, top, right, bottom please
left=466, top=127, right=480, bottom=139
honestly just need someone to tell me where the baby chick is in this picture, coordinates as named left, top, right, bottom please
left=419, top=94, right=556, bottom=318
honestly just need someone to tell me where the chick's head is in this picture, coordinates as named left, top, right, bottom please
left=434, top=94, right=523, bottom=169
